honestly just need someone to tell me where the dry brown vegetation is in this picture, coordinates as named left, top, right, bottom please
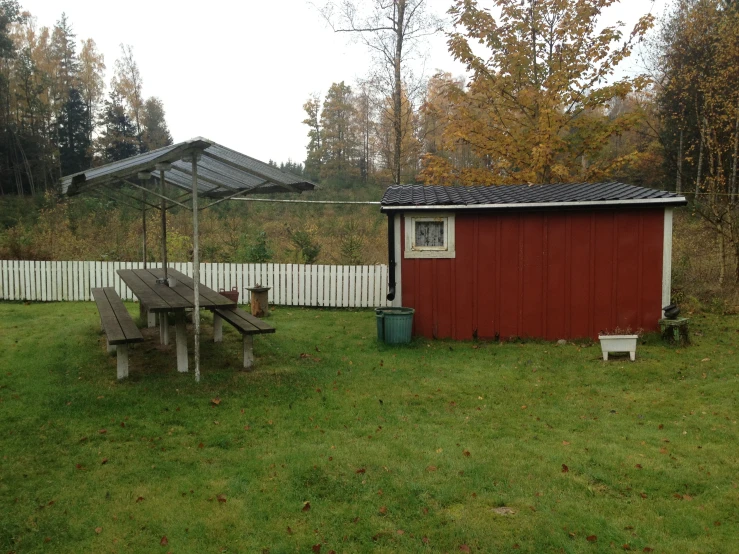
left=0, top=191, right=388, bottom=266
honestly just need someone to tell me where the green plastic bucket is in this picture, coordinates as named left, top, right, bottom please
left=375, top=307, right=415, bottom=344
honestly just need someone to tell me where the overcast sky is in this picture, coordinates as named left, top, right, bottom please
left=29, top=0, right=666, bottom=166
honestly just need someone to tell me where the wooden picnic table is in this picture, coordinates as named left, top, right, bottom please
left=117, top=267, right=235, bottom=372
left=117, top=267, right=235, bottom=312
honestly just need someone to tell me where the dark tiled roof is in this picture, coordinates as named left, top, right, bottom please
left=381, top=182, right=686, bottom=209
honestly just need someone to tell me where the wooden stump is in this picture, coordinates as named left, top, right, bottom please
left=247, top=287, right=271, bottom=318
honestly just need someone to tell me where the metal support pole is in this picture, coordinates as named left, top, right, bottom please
left=142, top=191, right=147, bottom=269
left=138, top=171, right=153, bottom=323
left=189, top=154, right=202, bottom=382
left=156, top=165, right=171, bottom=283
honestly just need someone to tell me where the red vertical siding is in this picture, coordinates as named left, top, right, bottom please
left=401, top=208, right=665, bottom=341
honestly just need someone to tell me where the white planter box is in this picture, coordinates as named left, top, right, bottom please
left=598, top=335, right=638, bottom=362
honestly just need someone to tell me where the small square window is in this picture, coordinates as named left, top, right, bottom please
left=404, top=213, right=455, bottom=258
left=415, top=221, right=445, bottom=247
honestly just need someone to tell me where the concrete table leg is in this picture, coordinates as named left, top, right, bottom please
left=213, top=312, right=223, bottom=343
left=117, top=344, right=129, bottom=380
left=107, top=339, right=116, bottom=355
left=175, top=311, right=188, bottom=373
left=159, top=312, right=170, bottom=346
left=243, top=334, right=254, bottom=371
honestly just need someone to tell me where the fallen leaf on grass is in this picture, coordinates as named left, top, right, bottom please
left=658, top=424, right=664, bottom=430
left=643, top=548, right=654, bottom=553
left=355, top=468, right=366, bottom=474
left=623, top=544, right=631, bottom=550
left=586, top=535, right=597, bottom=542
left=460, top=545, right=471, bottom=553
left=211, top=398, right=221, bottom=406
left=95, top=527, right=102, bottom=534
left=422, top=537, right=429, bottom=544
left=302, top=501, right=311, bottom=512
left=198, top=442, right=204, bottom=449
left=640, top=493, right=648, bottom=499
left=312, top=544, right=321, bottom=553
left=701, top=358, right=710, bottom=362
left=160, top=536, right=168, bottom=546
left=397, top=529, right=405, bottom=535
left=426, top=466, right=437, bottom=472
left=635, top=464, right=643, bottom=469
left=98, top=429, right=107, bottom=434
left=136, top=496, right=144, bottom=503
left=562, top=441, right=570, bottom=446
left=463, top=450, right=471, bottom=457
left=521, top=405, right=527, bottom=410
left=101, top=458, right=108, bottom=465
left=492, top=506, right=516, bottom=515
left=379, top=506, right=387, bottom=515
left=217, top=494, right=227, bottom=503
left=562, top=464, right=569, bottom=473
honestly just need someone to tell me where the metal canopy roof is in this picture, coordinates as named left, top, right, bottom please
left=60, top=137, right=316, bottom=199
left=381, top=182, right=687, bottom=211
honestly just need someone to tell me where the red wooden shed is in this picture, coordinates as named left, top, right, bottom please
left=381, top=183, right=687, bottom=341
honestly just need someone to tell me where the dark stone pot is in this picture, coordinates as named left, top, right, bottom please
left=663, top=303, right=681, bottom=319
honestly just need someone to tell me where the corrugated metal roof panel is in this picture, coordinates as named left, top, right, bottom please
left=60, top=137, right=316, bottom=199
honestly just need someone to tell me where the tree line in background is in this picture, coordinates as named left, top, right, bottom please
left=0, top=1, right=172, bottom=196
left=304, top=0, right=739, bottom=288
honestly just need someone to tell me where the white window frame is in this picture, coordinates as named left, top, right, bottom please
left=404, top=212, right=456, bottom=259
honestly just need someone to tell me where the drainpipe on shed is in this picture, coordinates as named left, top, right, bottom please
left=386, top=213, right=396, bottom=302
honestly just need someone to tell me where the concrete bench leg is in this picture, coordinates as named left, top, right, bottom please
left=159, top=312, right=170, bottom=346
left=243, top=335, right=254, bottom=371
left=117, top=344, right=129, bottom=379
left=602, top=352, right=608, bottom=361
left=147, top=311, right=157, bottom=328
left=213, top=312, right=223, bottom=343
left=175, top=311, right=189, bottom=373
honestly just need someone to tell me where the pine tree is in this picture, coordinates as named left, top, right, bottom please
left=58, top=86, right=91, bottom=174
left=97, top=90, right=138, bottom=162
left=320, top=81, right=358, bottom=186
left=141, top=96, right=172, bottom=151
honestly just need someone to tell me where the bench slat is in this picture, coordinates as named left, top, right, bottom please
left=93, top=288, right=127, bottom=344
left=92, top=287, right=143, bottom=345
left=225, top=307, right=275, bottom=332
left=214, top=306, right=275, bottom=336
left=104, top=288, right=144, bottom=342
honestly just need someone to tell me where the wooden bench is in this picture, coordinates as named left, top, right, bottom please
left=211, top=306, right=275, bottom=370
left=92, top=288, right=144, bottom=379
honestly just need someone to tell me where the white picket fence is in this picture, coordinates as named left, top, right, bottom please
left=0, top=260, right=392, bottom=308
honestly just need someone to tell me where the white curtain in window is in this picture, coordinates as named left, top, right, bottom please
left=416, top=221, right=445, bottom=247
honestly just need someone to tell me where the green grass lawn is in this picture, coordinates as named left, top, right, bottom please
left=0, top=302, right=737, bottom=553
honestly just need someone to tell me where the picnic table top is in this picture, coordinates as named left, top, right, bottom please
left=117, top=267, right=236, bottom=312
